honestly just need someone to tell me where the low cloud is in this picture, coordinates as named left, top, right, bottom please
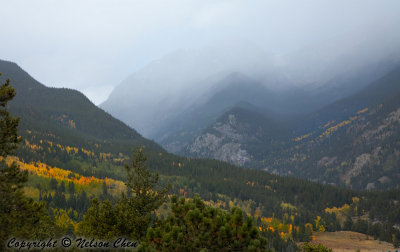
left=1, top=0, right=399, bottom=104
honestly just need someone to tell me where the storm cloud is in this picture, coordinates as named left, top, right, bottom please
left=1, top=0, right=399, bottom=104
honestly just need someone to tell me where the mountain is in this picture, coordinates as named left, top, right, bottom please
left=0, top=59, right=165, bottom=180
left=294, top=63, right=400, bottom=134
left=179, top=65, right=400, bottom=190
left=153, top=72, right=278, bottom=153
left=0, top=59, right=159, bottom=147
left=281, top=66, right=400, bottom=189
left=154, top=65, right=395, bottom=153
left=182, top=103, right=286, bottom=166
left=100, top=40, right=280, bottom=138
left=101, top=23, right=400, bottom=145
left=157, top=59, right=400, bottom=153
left=2, top=59, right=400, bottom=247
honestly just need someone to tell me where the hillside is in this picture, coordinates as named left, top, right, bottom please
left=0, top=60, right=160, bottom=147
left=2, top=60, right=400, bottom=248
left=307, top=231, right=394, bottom=251
left=100, top=41, right=278, bottom=137
left=183, top=103, right=286, bottom=166
left=281, top=66, right=400, bottom=189
left=155, top=69, right=388, bottom=154
left=179, top=66, right=400, bottom=190
left=154, top=73, right=278, bottom=153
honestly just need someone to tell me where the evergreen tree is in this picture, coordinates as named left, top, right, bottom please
left=0, top=74, right=55, bottom=247
left=102, top=181, right=108, bottom=196
left=79, top=147, right=170, bottom=240
left=68, top=181, right=75, bottom=195
left=124, top=147, right=170, bottom=240
left=50, top=178, right=58, bottom=191
left=344, top=216, right=353, bottom=231
left=59, top=181, right=66, bottom=193
left=301, top=243, right=333, bottom=252
left=0, top=74, right=20, bottom=156
left=141, top=195, right=270, bottom=251
left=78, top=198, right=117, bottom=240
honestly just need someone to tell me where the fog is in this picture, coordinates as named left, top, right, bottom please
left=1, top=0, right=400, bottom=105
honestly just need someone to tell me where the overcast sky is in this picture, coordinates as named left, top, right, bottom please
left=1, top=0, right=399, bottom=104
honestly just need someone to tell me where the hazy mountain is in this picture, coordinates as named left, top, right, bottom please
left=183, top=65, right=400, bottom=189
left=182, top=103, right=286, bottom=166
left=153, top=72, right=278, bottom=152
left=156, top=58, right=399, bottom=153
left=283, top=65, right=400, bottom=189
left=101, top=23, right=400, bottom=149
left=0, top=59, right=161, bottom=152
left=3, top=59, right=400, bottom=247
left=100, top=40, right=281, bottom=138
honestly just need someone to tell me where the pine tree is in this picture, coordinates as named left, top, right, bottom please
left=124, top=147, right=170, bottom=240
left=141, top=195, right=269, bottom=251
left=50, top=178, right=58, bottom=191
left=344, top=216, right=353, bottom=231
left=68, top=181, right=75, bottom=195
left=0, top=74, right=20, bottom=156
left=301, top=242, right=333, bottom=252
left=59, top=181, right=66, bottom=193
left=0, top=74, right=55, bottom=246
left=102, top=180, right=108, bottom=196
left=79, top=147, right=170, bottom=240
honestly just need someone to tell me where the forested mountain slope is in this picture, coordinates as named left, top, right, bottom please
left=0, top=59, right=162, bottom=150
left=282, top=67, right=400, bottom=189
left=1, top=60, right=400, bottom=247
left=182, top=65, right=400, bottom=190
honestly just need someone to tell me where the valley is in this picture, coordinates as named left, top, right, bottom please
left=2, top=8, right=400, bottom=249
left=1, top=58, right=400, bottom=249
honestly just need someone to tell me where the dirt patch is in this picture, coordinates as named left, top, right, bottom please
left=309, top=231, right=394, bottom=252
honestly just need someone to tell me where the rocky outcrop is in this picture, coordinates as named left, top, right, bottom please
left=343, top=153, right=371, bottom=185
left=185, top=114, right=250, bottom=166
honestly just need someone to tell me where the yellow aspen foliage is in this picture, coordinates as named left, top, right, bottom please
left=305, top=223, right=313, bottom=233
left=24, top=140, right=42, bottom=151
left=294, top=132, right=312, bottom=141
left=357, top=107, right=368, bottom=114
left=3, top=156, right=124, bottom=189
left=352, top=197, right=360, bottom=203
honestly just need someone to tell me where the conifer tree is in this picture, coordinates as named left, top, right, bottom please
left=79, top=147, right=170, bottom=240
left=123, top=146, right=170, bottom=239
left=102, top=180, right=108, bottom=196
left=0, top=74, right=20, bottom=156
left=0, top=73, right=55, bottom=247
left=68, top=181, right=75, bottom=195
left=141, top=195, right=270, bottom=251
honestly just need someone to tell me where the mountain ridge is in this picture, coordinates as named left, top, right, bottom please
left=0, top=59, right=164, bottom=166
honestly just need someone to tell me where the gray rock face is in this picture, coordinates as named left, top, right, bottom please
left=317, top=156, right=337, bottom=167
left=366, top=182, right=376, bottom=190
left=185, top=114, right=251, bottom=166
left=362, top=107, right=400, bottom=142
left=343, top=153, right=371, bottom=184
left=378, top=176, right=391, bottom=184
